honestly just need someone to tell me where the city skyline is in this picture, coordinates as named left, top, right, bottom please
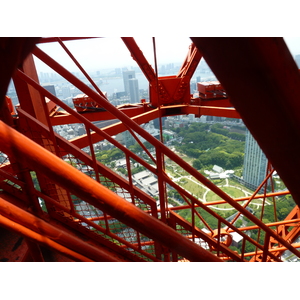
left=33, top=37, right=192, bottom=74
left=31, top=37, right=300, bottom=81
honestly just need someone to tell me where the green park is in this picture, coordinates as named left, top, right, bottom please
left=93, top=120, right=295, bottom=238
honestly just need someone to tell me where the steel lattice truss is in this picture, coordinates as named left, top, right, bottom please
left=0, top=37, right=300, bottom=262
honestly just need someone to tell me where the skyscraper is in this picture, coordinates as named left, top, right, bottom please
left=243, top=129, right=268, bottom=190
left=42, top=84, right=57, bottom=97
left=128, top=78, right=139, bottom=104
left=122, top=70, right=135, bottom=96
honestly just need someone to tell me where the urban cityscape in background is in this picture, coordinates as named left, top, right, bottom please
left=5, top=51, right=300, bottom=261
left=7, top=54, right=300, bottom=193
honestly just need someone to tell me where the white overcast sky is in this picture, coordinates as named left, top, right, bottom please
left=33, top=37, right=193, bottom=73
left=33, top=37, right=300, bottom=74
left=7, top=0, right=300, bottom=72
left=5, top=1, right=300, bottom=74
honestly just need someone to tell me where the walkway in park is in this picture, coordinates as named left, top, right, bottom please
left=168, top=173, right=270, bottom=211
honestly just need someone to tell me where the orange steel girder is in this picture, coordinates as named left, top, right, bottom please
left=1, top=37, right=300, bottom=261
left=12, top=61, right=257, bottom=261
left=191, top=37, right=300, bottom=207
left=0, top=119, right=222, bottom=262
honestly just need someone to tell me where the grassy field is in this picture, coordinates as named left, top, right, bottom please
left=206, top=186, right=245, bottom=201
left=165, top=155, right=273, bottom=210
left=165, top=158, right=190, bottom=177
left=205, top=186, right=246, bottom=209
left=227, top=178, right=253, bottom=193
left=180, top=178, right=207, bottom=198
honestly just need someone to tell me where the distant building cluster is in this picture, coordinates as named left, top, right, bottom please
left=115, top=121, right=160, bottom=148
left=164, top=114, right=244, bottom=129
left=54, top=124, right=86, bottom=140
left=5, top=57, right=277, bottom=196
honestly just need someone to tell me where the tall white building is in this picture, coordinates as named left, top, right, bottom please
left=243, top=129, right=268, bottom=190
left=122, top=70, right=135, bottom=95
left=128, top=78, right=139, bottom=104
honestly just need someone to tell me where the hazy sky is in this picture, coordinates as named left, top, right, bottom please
left=33, top=37, right=300, bottom=74
left=284, top=37, right=300, bottom=56
left=33, top=37, right=193, bottom=73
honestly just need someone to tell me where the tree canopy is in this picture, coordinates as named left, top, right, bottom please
left=175, top=122, right=245, bottom=170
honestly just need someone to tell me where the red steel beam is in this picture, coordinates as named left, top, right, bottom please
left=121, top=37, right=156, bottom=83
left=31, top=45, right=300, bottom=259
left=15, top=69, right=159, bottom=176
left=227, top=218, right=300, bottom=233
left=50, top=105, right=149, bottom=126
left=25, top=240, right=45, bottom=262
left=56, top=37, right=108, bottom=101
left=0, top=194, right=124, bottom=262
left=52, top=104, right=238, bottom=148
left=177, top=43, right=202, bottom=78
left=0, top=37, right=39, bottom=109
left=190, top=37, right=300, bottom=208
left=167, top=190, right=291, bottom=210
left=17, top=107, right=158, bottom=211
left=180, top=105, right=240, bottom=119
left=34, top=190, right=160, bottom=262
left=169, top=211, right=244, bottom=261
left=0, top=120, right=221, bottom=262
left=244, top=242, right=300, bottom=258
left=69, top=109, right=159, bottom=149
left=51, top=104, right=239, bottom=127
left=0, top=214, right=93, bottom=262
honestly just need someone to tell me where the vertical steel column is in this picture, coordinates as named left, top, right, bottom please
left=14, top=54, right=72, bottom=212
left=152, top=37, right=168, bottom=227
left=191, top=37, right=300, bottom=208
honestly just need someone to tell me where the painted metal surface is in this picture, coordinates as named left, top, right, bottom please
left=0, top=37, right=300, bottom=261
left=0, top=119, right=222, bottom=262
left=191, top=37, right=300, bottom=207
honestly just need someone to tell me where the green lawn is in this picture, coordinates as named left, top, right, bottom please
left=180, top=178, right=207, bottom=198
left=227, top=178, right=253, bottom=193
left=206, top=186, right=245, bottom=202
left=165, top=158, right=190, bottom=177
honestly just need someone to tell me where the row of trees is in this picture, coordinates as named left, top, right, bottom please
left=210, top=123, right=245, bottom=141
left=95, top=147, right=124, bottom=165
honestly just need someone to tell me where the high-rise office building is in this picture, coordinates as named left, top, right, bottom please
left=128, top=78, right=139, bottom=104
left=243, top=129, right=268, bottom=190
left=43, top=84, right=57, bottom=97
left=206, top=116, right=224, bottom=122
left=122, top=70, right=135, bottom=95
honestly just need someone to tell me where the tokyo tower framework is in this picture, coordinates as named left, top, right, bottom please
left=1, top=37, right=300, bottom=262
